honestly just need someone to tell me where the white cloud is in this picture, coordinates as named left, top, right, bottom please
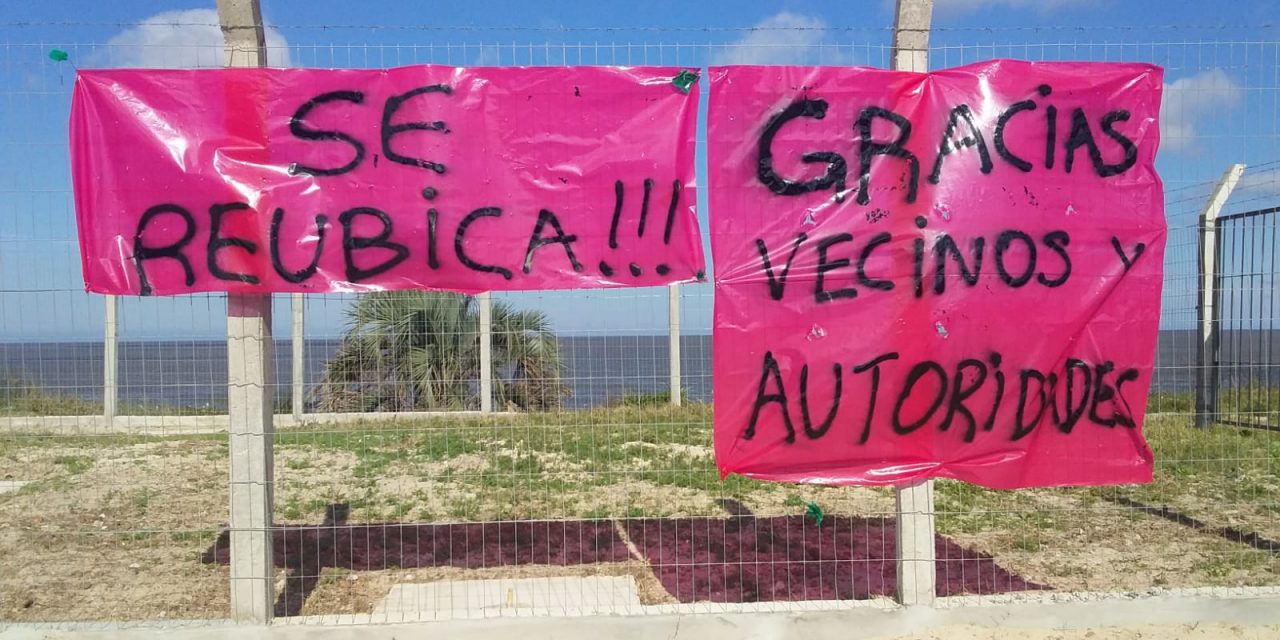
left=99, top=9, right=289, bottom=69
left=1160, top=69, right=1243, bottom=152
left=1235, top=169, right=1280, bottom=198
left=712, top=12, right=830, bottom=65
left=935, top=0, right=1098, bottom=14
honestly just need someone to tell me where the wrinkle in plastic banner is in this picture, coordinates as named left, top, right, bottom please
left=70, top=66, right=703, bottom=295
left=708, top=61, right=1165, bottom=488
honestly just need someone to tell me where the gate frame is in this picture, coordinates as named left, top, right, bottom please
left=1195, top=164, right=1246, bottom=428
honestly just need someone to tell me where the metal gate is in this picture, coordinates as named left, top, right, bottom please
left=1203, top=206, right=1280, bottom=430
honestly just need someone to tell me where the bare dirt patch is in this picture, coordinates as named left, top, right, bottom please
left=0, top=439, right=229, bottom=621
left=946, top=491, right=1280, bottom=592
left=4, top=415, right=1280, bottom=622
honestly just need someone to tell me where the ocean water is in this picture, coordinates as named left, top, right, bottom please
left=0, top=335, right=714, bottom=411
left=1, top=331, right=1276, bottom=412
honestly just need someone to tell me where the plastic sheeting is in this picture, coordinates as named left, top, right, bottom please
left=70, top=66, right=703, bottom=295
left=707, top=61, right=1165, bottom=488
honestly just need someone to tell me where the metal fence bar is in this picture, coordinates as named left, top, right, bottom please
left=1218, top=206, right=1280, bottom=223
left=1195, top=163, right=1246, bottom=428
left=891, top=0, right=937, bottom=609
left=218, top=0, right=275, bottom=624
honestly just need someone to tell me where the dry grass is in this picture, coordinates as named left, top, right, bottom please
left=2, top=407, right=1279, bottom=622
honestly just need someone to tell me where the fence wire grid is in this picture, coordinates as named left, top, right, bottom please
left=1, top=14, right=1279, bottom=627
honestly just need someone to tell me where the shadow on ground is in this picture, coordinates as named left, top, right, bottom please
left=201, top=503, right=1044, bottom=616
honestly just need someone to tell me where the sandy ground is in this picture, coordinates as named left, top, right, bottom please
left=882, top=625, right=1280, bottom=640
left=3, top=425, right=1280, bottom=622
left=945, top=492, right=1280, bottom=593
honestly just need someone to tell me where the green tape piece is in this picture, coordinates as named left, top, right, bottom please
left=48, top=49, right=69, bottom=62
left=671, top=69, right=699, bottom=94
left=806, top=502, right=824, bottom=527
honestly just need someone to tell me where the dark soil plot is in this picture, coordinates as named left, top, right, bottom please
left=625, top=515, right=1045, bottom=603
left=201, top=514, right=1043, bottom=612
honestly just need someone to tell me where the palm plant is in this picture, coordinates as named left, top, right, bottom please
left=312, top=291, right=567, bottom=412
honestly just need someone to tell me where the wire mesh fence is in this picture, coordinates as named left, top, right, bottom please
left=1, top=14, right=1279, bottom=626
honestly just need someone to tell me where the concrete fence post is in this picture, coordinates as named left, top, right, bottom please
left=891, top=0, right=936, bottom=608
left=217, top=0, right=275, bottom=624
left=478, top=292, right=493, bottom=413
left=103, top=295, right=118, bottom=424
left=669, top=284, right=682, bottom=407
left=1195, top=163, right=1246, bottom=428
left=291, top=293, right=305, bottom=422
left=226, top=295, right=275, bottom=623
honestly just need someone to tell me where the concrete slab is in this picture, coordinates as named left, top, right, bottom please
left=0, top=480, right=28, bottom=494
left=6, top=590, right=1280, bottom=640
left=373, top=576, right=641, bottom=619
left=0, top=411, right=516, bottom=436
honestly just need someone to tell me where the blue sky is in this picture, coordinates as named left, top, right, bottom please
left=0, top=1, right=1278, bottom=341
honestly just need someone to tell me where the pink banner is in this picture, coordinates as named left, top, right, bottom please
left=71, top=66, right=703, bottom=295
left=708, top=61, right=1165, bottom=488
